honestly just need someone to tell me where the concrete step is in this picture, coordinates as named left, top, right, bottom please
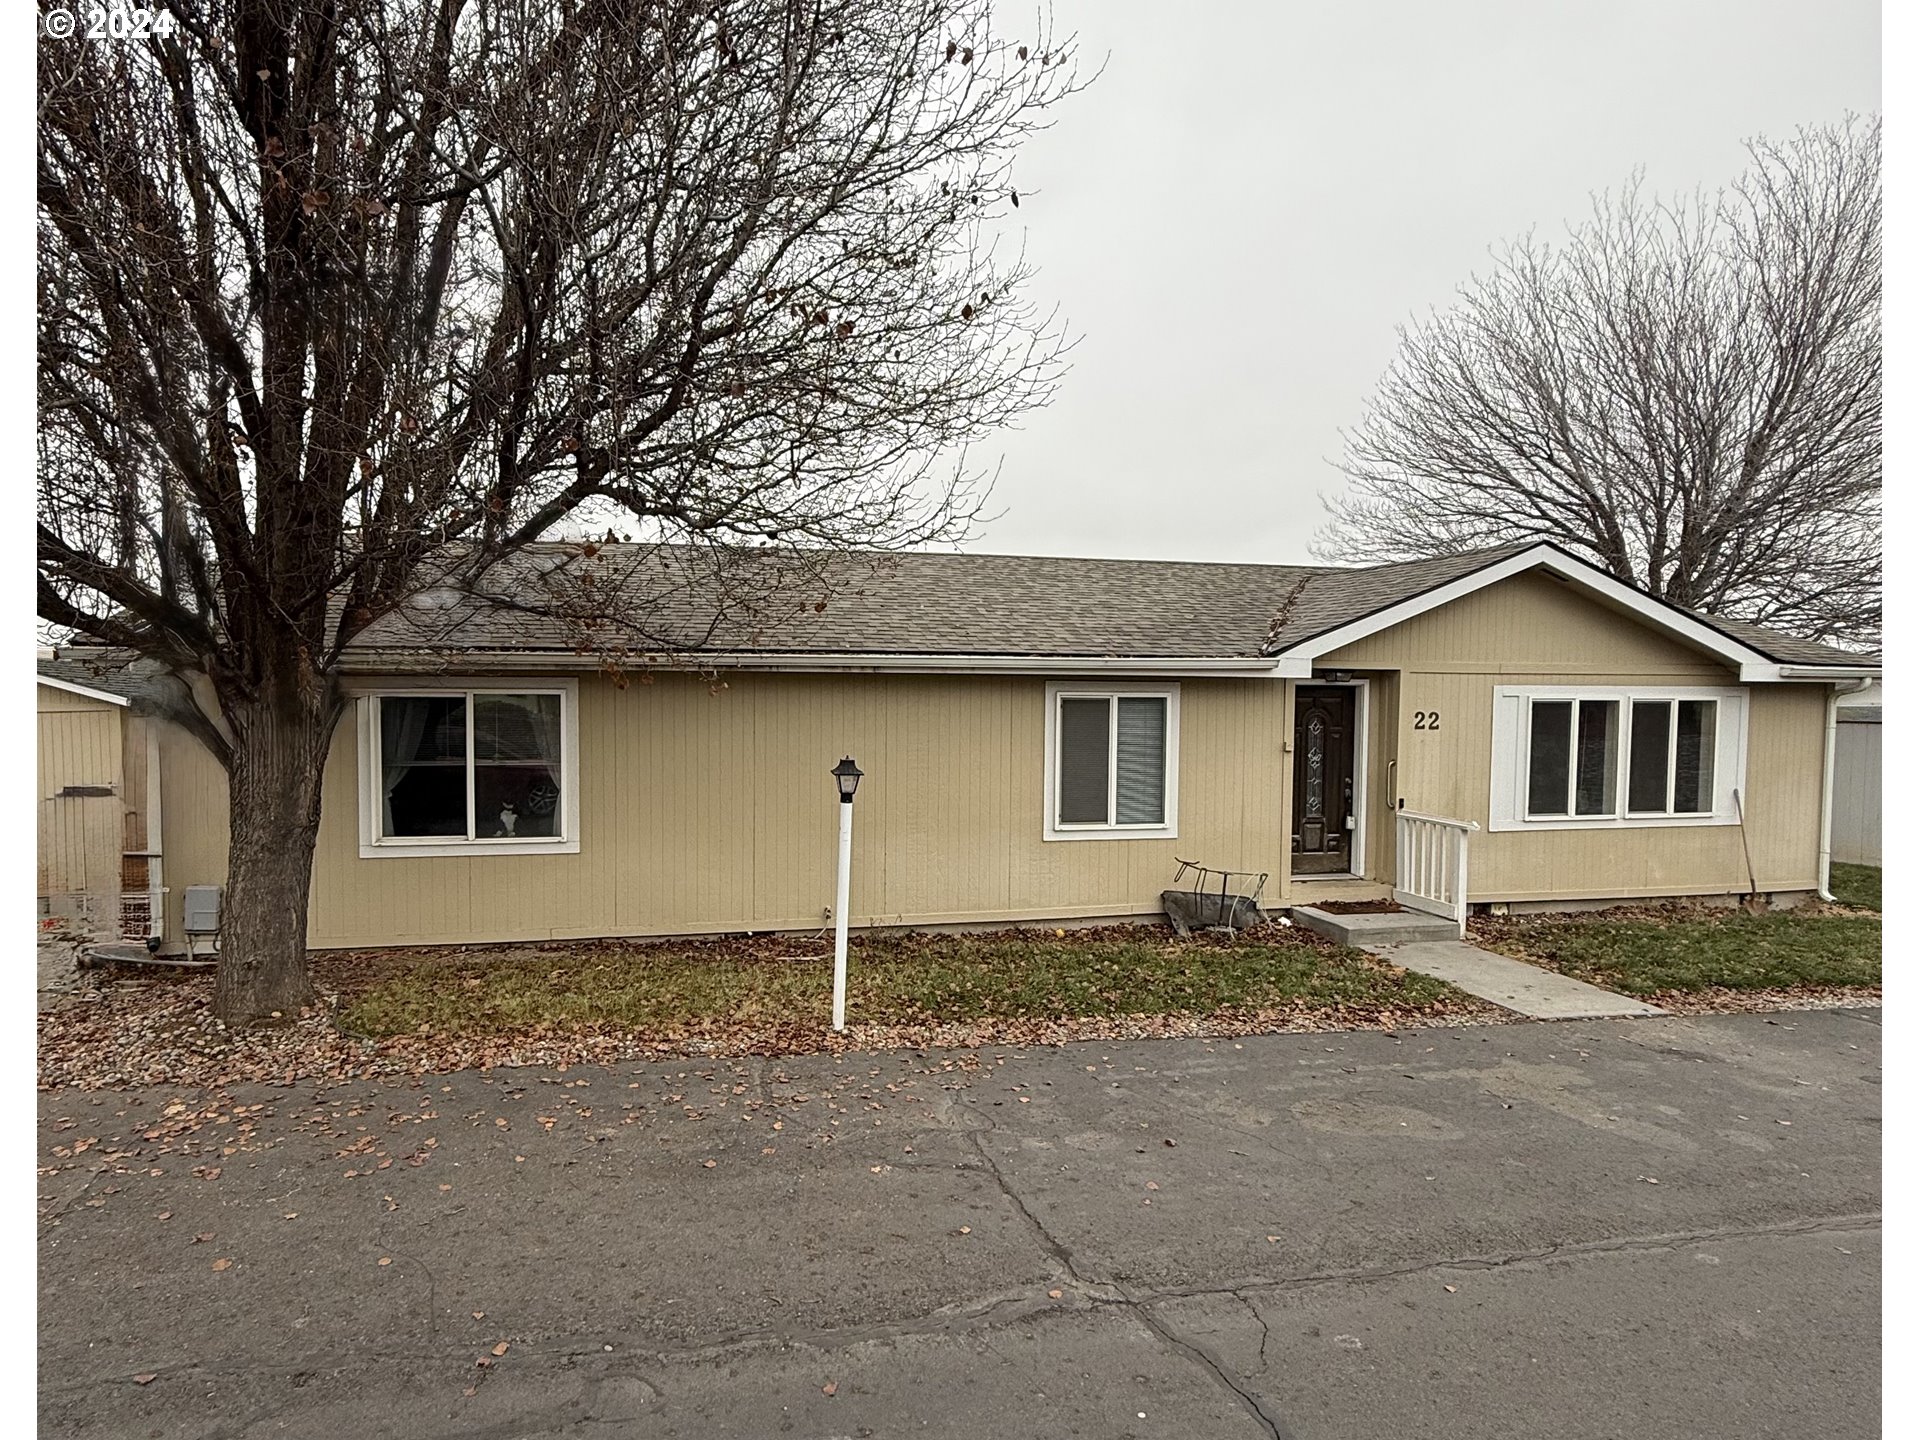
left=1290, top=905, right=1461, bottom=947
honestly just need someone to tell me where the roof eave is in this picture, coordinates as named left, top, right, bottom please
left=338, top=649, right=1285, bottom=678
left=37, top=674, right=132, bottom=707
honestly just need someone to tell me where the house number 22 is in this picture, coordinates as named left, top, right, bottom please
left=1412, top=711, right=1441, bottom=730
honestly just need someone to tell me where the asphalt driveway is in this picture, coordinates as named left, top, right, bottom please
left=39, top=1007, right=1880, bottom=1438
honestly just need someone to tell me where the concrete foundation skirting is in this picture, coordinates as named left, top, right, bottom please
left=1485, top=890, right=1818, bottom=916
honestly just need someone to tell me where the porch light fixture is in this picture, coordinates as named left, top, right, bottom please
left=832, top=755, right=864, bottom=802
left=829, top=756, right=863, bottom=1031
left=1318, top=669, right=1354, bottom=684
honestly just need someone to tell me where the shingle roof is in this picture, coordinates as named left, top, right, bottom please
left=37, top=650, right=144, bottom=699
left=44, top=541, right=1880, bottom=676
left=350, top=542, right=1543, bottom=661
left=1679, top=610, right=1880, bottom=668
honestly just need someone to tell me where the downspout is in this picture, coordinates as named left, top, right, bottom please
left=1817, top=678, right=1875, bottom=901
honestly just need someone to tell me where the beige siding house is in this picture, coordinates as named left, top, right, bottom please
left=38, top=541, right=1877, bottom=953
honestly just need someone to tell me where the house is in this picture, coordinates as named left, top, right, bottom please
left=36, top=540, right=1879, bottom=955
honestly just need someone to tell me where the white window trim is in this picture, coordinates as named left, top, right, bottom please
left=1043, top=681, right=1180, bottom=841
left=354, top=677, right=581, bottom=858
left=1490, top=684, right=1747, bottom=833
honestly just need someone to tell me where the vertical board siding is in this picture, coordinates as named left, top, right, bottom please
left=157, top=672, right=1291, bottom=949
left=36, top=687, right=125, bottom=917
left=155, top=718, right=231, bottom=945
left=1320, top=571, right=1828, bottom=901
left=1832, top=720, right=1880, bottom=866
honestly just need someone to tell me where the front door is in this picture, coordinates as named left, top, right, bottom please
left=1291, top=686, right=1357, bottom=876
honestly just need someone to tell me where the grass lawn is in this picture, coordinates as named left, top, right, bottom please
left=334, top=927, right=1473, bottom=1042
left=1472, top=906, right=1880, bottom=999
left=1829, top=862, right=1881, bottom=911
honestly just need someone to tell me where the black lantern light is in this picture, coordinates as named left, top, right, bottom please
left=832, top=756, right=864, bottom=803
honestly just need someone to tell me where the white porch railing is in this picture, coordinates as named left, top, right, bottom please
left=1393, top=811, right=1480, bottom=938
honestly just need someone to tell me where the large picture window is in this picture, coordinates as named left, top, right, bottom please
left=1045, top=684, right=1179, bottom=839
left=1491, top=686, right=1744, bottom=832
left=358, top=682, right=579, bottom=856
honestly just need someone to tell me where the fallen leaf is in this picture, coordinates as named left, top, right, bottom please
left=1266, top=1235, right=1280, bottom=1243
left=191, top=1232, right=214, bottom=1244
left=702, top=1159, right=717, bottom=1169
left=133, top=1373, right=157, bottom=1386
left=1163, top=1138, right=1177, bottom=1147
left=378, top=1257, right=392, bottom=1267
left=821, top=1381, right=837, bottom=1397
left=155, top=1211, right=172, bottom=1221
left=957, top=1226, right=971, bottom=1235
left=472, top=1311, right=486, bottom=1320
left=1444, top=1285, right=1457, bottom=1293
left=211, top=1258, right=231, bottom=1272
left=1047, top=1288, right=1063, bottom=1299
left=491, top=1342, right=509, bottom=1357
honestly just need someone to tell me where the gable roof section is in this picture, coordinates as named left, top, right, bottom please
left=1259, top=542, right=1878, bottom=680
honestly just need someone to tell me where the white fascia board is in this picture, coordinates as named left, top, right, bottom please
left=1271, top=544, right=1777, bottom=676
left=37, top=675, right=131, bottom=707
left=345, top=651, right=1284, bottom=678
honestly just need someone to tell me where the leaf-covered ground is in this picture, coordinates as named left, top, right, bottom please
left=39, top=924, right=1501, bottom=1091
left=1471, top=901, right=1881, bottom=1008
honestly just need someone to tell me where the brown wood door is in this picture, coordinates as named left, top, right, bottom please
left=1292, top=686, right=1356, bottom=875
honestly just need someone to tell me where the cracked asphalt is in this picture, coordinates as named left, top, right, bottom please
left=39, top=1007, right=1879, bottom=1438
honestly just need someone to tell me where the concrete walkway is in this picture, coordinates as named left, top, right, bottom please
left=1366, top=938, right=1666, bottom=1019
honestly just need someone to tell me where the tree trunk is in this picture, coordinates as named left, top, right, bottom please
left=213, top=673, right=341, bottom=1024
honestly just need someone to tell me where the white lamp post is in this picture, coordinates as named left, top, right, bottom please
left=830, top=756, right=863, bottom=1032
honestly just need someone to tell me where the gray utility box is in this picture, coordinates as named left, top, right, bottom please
left=183, top=885, right=223, bottom=935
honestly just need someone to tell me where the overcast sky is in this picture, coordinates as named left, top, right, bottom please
left=957, top=0, right=1881, bottom=565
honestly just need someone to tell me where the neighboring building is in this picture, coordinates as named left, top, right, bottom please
left=36, top=661, right=163, bottom=941
left=1832, top=696, right=1881, bottom=867
left=36, top=541, right=1879, bottom=954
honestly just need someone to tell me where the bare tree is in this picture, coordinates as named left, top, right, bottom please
left=1317, top=116, right=1880, bottom=646
left=38, top=0, right=1083, bottom=1021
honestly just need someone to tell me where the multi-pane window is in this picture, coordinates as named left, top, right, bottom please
left=1520, top=695, right=1735, bottom=829
left=370, top=688, right=570, bottom=849
left=1049, top=687, right=1177, bottom=835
